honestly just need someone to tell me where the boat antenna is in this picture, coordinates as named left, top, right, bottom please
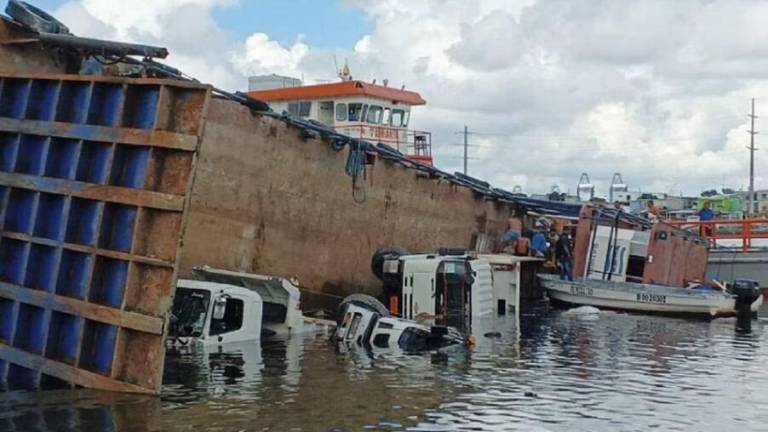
left=333, top=55, right=339, bottom=78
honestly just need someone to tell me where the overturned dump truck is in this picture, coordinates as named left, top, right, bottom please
left=334, top=294, right=464, bottom=352
left=372, top=247, right=495, bottom=333
left=0, top=3, right=212, bottom=394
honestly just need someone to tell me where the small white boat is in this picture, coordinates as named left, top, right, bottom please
left=539, top=274, right=763, bottom=317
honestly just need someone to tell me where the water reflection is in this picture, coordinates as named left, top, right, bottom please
left=2, top=310, right=768, bottom=431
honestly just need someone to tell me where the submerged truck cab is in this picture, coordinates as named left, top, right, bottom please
left=374, top=248, right=494, bottom=332
left=168, top=266, right=326, bottom=346
left=169, top=279, right=263, bottom=345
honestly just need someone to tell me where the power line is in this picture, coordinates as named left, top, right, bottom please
left=463, top=125, right=468, bottom=175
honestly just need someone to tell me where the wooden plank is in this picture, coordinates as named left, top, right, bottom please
left=0, top=232, right=175, bottom=268
left=0, top=282, right=165, bottom=335
left=0, top=117, right=199, bottom=150
left=0, top=343, right=156, bottom=395
left=0, top=171, right=185, bottom=211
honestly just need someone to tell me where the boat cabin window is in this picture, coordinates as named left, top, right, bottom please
left=626, top=256, right=645, bottom=283
left=336, top=103, right=347, bottom=121
left=169, top=288, right=210, bottom=337
left=391, top=109, right=404, bottom=127
left=402, top=111, right=410, bottom=128
left=382, top=108, right=391, bottom=125
left=367, top=105, right=383, bottom=124
left=288, top=101, right=311, bottom=118
left=348, top=103, right=364, bottom=121
left=209, top=298, right=244, bottom=336
left=362, top=104, right=369, bottom=122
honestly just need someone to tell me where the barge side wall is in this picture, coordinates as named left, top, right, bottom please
left=180, top=98, right=512, bottom=307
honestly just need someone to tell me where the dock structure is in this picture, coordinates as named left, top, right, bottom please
left=0, top=45, right=211, bottom=392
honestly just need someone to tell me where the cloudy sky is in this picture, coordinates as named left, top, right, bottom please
left=7, top=0, right=767, bottom=197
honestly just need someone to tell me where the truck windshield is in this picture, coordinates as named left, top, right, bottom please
left=169, top=288, right=211, bottom=337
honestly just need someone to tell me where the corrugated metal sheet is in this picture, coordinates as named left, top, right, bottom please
left=0, top=73, right=210, bottom=394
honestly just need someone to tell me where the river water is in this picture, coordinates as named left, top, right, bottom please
left=3, top=307, right=768, bottom=431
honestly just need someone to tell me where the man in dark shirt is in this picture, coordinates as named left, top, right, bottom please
left=555, top=231, right=573, bottom=281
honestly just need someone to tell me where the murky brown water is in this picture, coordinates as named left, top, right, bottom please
left=3, top=309, right=768, bottom=431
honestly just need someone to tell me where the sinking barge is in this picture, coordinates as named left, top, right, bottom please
left=0, top=3, right=562, bottom=393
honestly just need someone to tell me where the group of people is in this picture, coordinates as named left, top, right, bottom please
left=499, top=216, right=574, bottom=281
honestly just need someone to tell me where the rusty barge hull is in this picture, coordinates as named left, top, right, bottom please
left=0, top=62, right=210, bottom=393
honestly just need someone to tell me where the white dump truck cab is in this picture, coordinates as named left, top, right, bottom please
left=377, top=248, right=494, bottom=333
left=334, top=295, right=463, bottom=352
left=169, top=279, right=264, bottom=346
left=168, top=266, right=325, bottom=347
left=191, top=266, right=305, bottom=336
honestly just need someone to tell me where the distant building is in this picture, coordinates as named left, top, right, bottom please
left=248, top=74, right=302, bottom=91
left=738, top=189, right=768, bottom=215
left=635, top=193, right=696, bottom=212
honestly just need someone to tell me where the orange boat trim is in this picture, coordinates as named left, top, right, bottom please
left=248, top=80, right=426, bottom=106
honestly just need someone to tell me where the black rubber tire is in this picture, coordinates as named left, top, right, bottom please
left=336, top=294, right=390, bottom=325
left=6, top=0, right=70, bottom=34
left=371, top=247, right=408, bottom=280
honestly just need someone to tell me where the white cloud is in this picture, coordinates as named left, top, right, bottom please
left=49, top=0, right=768, bottom=196
left=232, top=33, right=309, bottom=78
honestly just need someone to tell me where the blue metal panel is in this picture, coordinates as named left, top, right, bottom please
left=7, top=364, right=36, bottom=390
left=75, top=141, right=111, bottom=184
left=15, top=135, right=49, bottom=175
left=65, top=198, right=100, bottom=246
left=55, top=81, right=91, bottom=124
left=44, top=138, right=80, bottom=179
left=110, top=145, right=149, bottom=188
left=0, top=78, right=30, bottom=119
left=24, top=244, right=59, bottom=292
left=55, top=250, right=93, bottom=299
left=25, top=80, right=60, bottom=121
left=33, top=192, right=67, bottom=240
left=13, top=304, right=47, bottom=354
left=45, top=312, right=81, bottom=365
left=0, top=132, right=19, bottom=171
left=0, top=238, right=29, bottom=285
left=98, top=204, right=136, bottom=252
left=4, top=188, right=37, bottom=233
left=0, top=297, right=17, bottom=341
left=89, top=257, right=128, bottom=307
left=87, top=83, right=123, bottom=127
left=123, top=85, right=159, bottom=129
left=79, top=320, right=117, bottom=375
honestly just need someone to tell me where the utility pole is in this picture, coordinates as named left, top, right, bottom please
left=748, top=98, right=759, bottom=217
left=463, top=125, right=468, bottom=175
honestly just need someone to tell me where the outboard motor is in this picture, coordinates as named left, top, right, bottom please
left=731, top=279, right=760, bottom=333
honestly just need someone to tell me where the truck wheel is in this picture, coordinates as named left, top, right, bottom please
left=371, top=247, right=408, bottom=280
left=336, top=294, right=390, bottom=325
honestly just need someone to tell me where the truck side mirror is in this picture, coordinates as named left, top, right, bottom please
left=464, top=272, right=475, bottom=286
left=213, top=296, right=228, bottom=320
